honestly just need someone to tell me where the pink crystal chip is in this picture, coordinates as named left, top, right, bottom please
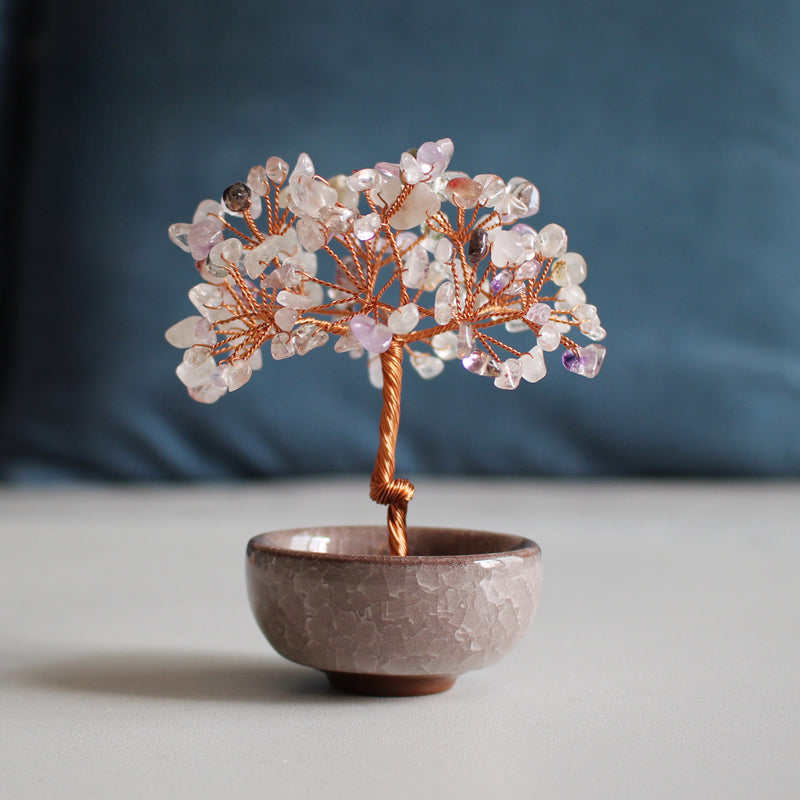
left=349, top=314, right=393, bottom=354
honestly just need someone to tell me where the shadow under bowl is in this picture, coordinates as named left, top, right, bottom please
left=246, top=526, right=542, bottom=696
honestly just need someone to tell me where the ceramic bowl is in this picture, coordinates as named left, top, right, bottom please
left=246, top=525, right=542, bottom=695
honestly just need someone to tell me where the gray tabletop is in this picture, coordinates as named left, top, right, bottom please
left=2, top=479, right=798, bottom=799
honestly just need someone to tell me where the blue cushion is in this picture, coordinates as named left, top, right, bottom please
left=2, top=0, right=799, bottom=480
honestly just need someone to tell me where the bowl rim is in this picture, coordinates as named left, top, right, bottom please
left=246, top=524, right=541, bottom=566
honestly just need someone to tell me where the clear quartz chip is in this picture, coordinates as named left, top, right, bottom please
left=551, top=252, right=587, bottom=286
left=434, top=282, right=454, bottom=324
left=494, top=358, right=522, bottom=390
left=536, top=223, right=568, bottom=258
left=168, top=223, right=192, bottom=252
left=266, top=156, right=289, bottom=184
left=292, top=324, right=328, bottom=355
left=520, top=346, right=547, bottom=383
left=221, top=360, right=252, bottom=391
left=410, top=352, right=444, bottom=379
left=537, top=321, right=561, bottom=351
left=388, top=303, right=419, bottom=334
left=431, top=331, right=458, bottom=360
left=491, top=230, right=525, bottom=267
left=270, top=332, right=295, bottom=360
left=274, top=308, right=298, bottom=332
left=456, top=323, right=474, bottom=358
left=525, top=302, right=551, bottom=326
left=353, top=213, right=381, bottom=241
left=165, top=316, right=204, bottom=348
left=277, top=290, right=314, bottom=310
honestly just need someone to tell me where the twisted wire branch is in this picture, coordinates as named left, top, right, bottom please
left=370, top=338, right=413, bottom=556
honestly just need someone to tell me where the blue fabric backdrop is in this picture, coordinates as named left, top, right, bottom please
left=1, top=0, right=799, bottom=480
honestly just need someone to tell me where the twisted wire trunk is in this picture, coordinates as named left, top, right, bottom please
left=370, top=338, right=414, bottom=556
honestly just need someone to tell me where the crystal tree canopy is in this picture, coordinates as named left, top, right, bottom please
left=167, top=138, right=606, bottom=554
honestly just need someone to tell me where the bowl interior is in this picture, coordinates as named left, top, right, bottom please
left=249, top=526, right=537, bottom=559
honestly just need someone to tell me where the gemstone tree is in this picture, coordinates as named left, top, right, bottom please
left=167, top=139, right=606, bottom=555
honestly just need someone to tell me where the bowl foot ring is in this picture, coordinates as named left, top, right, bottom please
left=325, top=671, right=456, bottom=697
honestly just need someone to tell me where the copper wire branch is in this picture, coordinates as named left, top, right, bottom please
left=370, top=338, right=413, bottom=556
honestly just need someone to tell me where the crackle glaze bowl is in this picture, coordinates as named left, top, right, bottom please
left=246, top=525, right=542, bottom=696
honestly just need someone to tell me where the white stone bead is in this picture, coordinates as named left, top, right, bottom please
left=434, top=237, right=454, bottom=263
left=520, top=346, right=547, bottom=383
left=292, top=324, right=328, bottom=355
left=574, top=303, right=598, bottom=321
left=247, top=165, right=269, bottom=195
left=506, top=177, right=540, bottom=217
left=536, top=224, right=568, bottom=259
left=434, top=281, right=454, bottom=324
left=421, top=260, right=448, bottom=292
left=457, top=323, right=474, bottom=358
left=334, top=332, right=364, bottom=356
left=491, top=230, right=525, bottom=267
left=582, top=321, right=607, bottom=341
left=320, top=204, right=357, bottom=236
left=248, top=193, right=263, bottom=220
left=277, top=290, right=313, bottom=310
left=388, top=303, right=419, bottom=334
left=368, top=356, right=383, bottom=389
left=537, top=321, right=561, bottom=351
left=270, top=332, right=295, bottom=360
left=328, top=174, right=360, bottom=208
left=176, top=358, right=218, bottom=388
left=168, top=223, right=193, bottom=252
left=243, top=237, right=280, bottom=279
left=403, top=246, right=429, bottom=288
left=551, top=252, right=587, bottom=286
left=274, top=308, right=298, bottom=332
left=192, top=318, right=216, bottom=347
left=556, top=285, right=587, bottom=307
left=416, top=140, right=451, bottom=178
left=378, top=181, right=440, bottom=230
left=188, top=284, right=224, bottom=319
left=192, top=199, right=224, bottom=225
left=182, top=346, right=211, bottom=368
left=473, top=174, right=505, bottom=206
left=304, top=282, right=324, bottom=307
left=504, top=318, right=528, bottom=333
left=400, top=151, right=424, bottom=184
left=431, top=331, right=458, bottom=360
left=288, top=175, right=337, bottom=219
left=165, top=316, right=204, bottom=348
left=296, top=217, right=326, bottom=251
left=289, top=153, right=314, bottom=183
left=248, top=349, right=263, bottom=370
left=494, top=358, right=522, bottom=390
left=525, top=302, right=551, bottom=326
left=375, top=161, right=400, bottom=179
left=353, top=212, right=381, bottom=241
left=221, top=360, right=252, bottom=391
left=275, top=257, right=303, bottom=288
left=346, top=168, right=382, bottom=191
left=516, top=259, right=541, bottom=280
left=188, top=381, right=227, bottom=404
left=410, top=352, right=445, bottom=379
left=266, top=156, right=289, bottom=184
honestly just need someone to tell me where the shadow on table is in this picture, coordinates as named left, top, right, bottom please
left=16, top=651, right=382, bottom=705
